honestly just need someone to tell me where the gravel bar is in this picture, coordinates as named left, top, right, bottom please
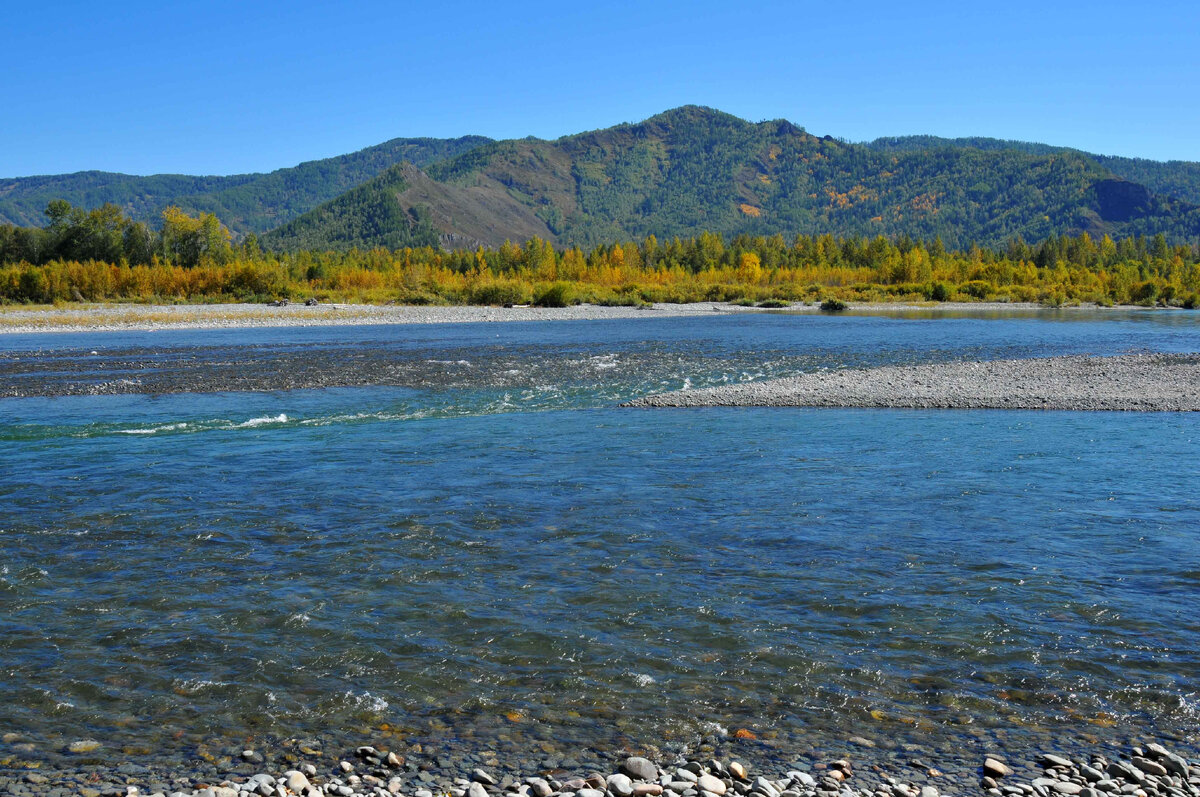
left=4, top=743, right=1197, bottom=797
left=626, top=354, right=1200, bottom=411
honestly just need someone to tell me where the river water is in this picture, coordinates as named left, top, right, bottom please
left=1, top=308, right=1198, bottom=777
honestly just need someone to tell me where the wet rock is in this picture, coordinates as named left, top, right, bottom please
left=986, top=760, right=1015, bottom=779
left=609, top=774, right=636, bottom=797
left=1041, top=756, right=1074, bottom=770
left=68, top=740, right=103, bottom=754
left=474, top=769, right=499, bottom=786
left=1133, top=759, right=1168, bottom=778
left=623, top=760, right=659, bottom=782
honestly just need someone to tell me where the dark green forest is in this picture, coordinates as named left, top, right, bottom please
left=0, top=136, right=489, bottom=233
left=4, top=107, right=1200, bottom=257
left=265, top=107, right=1200, bottom=252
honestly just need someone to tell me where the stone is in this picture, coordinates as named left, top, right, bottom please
left=285, top=772, right=312, bottom=794
left=1083, top=768, right=1106, bottom=783
left=609, top=774, right=636, bottom=797
left=1108, top=763, right=1145, bottom=783
left=920, top=788, right=939, bottom=797
left=579, top=790, right=606, bottom=797
left=634, top=787, right=664, bottom=797
left=1042, top=756, right=1074, bottom=770
left=986, top=760, right=1015, bottom=779
left=1052, top=785, right=1083, bottom=795
left=388, top=779, right=404, bottom=795
left=530, top=781, right=554, bottom=797
left=470, top=783, right=491, bottom=797
left=623, top=759, right=659, bottom=782
left=668, top=784, right=696, bottom=793
left=676, top=772, right=700, bottom=784
left=387, top=752, right=403, bottom=768
left=339, top=761, right=354, bottom=773
left=729, top=764, right=747, bottom=782
left=753, top=777, right=779, bottom=797
left=68, top=739, right=103, bottom=754
left=474, top=770, right=499, bottom=786
left=1133, top=760, right=1168, bottom=778
left=697, top=777, right=726, bottom=797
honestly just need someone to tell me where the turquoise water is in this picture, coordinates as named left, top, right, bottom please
left=1, top=309, right=1198, bottom=768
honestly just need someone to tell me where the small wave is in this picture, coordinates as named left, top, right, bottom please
left=229, top=414, right=289, bottom=429
left=173, top=678, right=231, bottom=693
left=117, top=422, right=189, bottom=435
left=343, top=690, right=389, bottom=713
left=632, top=673, right=657, bottom=687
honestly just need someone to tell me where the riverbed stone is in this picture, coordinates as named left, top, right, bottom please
left=609, top=774, right=636, bottom=797
left=284, top=772, right=312, bottom=794
left=987, top=761, right=1015, bottom=779
left=697, top=776, right=726, bottom=797
left=622, top=759, right=659, bottom=782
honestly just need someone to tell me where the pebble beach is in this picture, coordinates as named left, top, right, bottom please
left=4, top=742, right=1197, bottom=797
left=626, top=354, right=1200, bottom=411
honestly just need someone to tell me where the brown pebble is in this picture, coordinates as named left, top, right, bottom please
left=633, top=786, right=663, bottom=797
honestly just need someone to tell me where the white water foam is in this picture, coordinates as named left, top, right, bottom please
left=228, top=414, right=289, bottom=429
left=118, top=422, right=189, bottom=435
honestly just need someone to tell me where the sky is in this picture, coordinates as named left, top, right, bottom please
left=2, top=0, right=1198, bottom=177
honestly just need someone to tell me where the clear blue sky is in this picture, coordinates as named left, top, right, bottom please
left=3, top=0, right=1198, bottom=177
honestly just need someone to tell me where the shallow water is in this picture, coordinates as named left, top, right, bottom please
left=1, top=309, right=1199, bottom=772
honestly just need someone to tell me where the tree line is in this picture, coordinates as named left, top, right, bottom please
left=1, top=201, right=1198, bottom=308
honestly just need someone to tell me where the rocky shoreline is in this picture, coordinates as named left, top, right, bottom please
left=3, top=741, right=1196, bottom=797
left=625, top=354, right=1200, bottom=412
left=0, top=301, right=1137, bottom=335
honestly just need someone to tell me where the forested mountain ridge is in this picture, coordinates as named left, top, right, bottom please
left=0, top=136, right=490, bottom=234
left=863, top=135, right=1200, bottom=206
left=266, top=106, right=1200, bottom=251
left=6, top=107, right=1199, bottom=252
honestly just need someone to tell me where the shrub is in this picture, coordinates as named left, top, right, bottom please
left=960, top=280, right=992, bottom=300
left=1130, top=280, right=1159, bottom=305
left=469, top=280, right=529, bottom=306
left=756, top=298, right=790, bottom=308
left=820, top=298, right=848, bottom=312
left=533, top=282, right=576, bottom=308
left=927, top=282, right=952, bottom=302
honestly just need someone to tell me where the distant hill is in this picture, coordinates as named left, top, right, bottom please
left=7, top=107, right=1200, bottom=251
left=0, top=136, right=490, bottom=234
left=863, top=135, right=1200, bottom=206
left=266, top=106, right=1200, bottom=251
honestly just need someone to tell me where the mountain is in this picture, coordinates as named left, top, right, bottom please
left=0, top=136, right=490, bottom=234
left=863, top=135, right=1200, bottom=206
left=265, top=106, right=1200, bottom=251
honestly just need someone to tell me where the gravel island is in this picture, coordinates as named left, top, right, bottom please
left=626, top=354, right=1200, bottom=411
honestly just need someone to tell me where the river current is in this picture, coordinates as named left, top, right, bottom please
left=1, top=308, right=1198, bottom=775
